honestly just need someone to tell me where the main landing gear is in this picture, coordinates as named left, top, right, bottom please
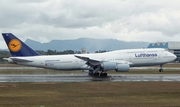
left=159, top=65, right=163, bottom=72
left=88, top=71, right=107, bottom=77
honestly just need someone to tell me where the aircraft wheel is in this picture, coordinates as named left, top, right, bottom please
left=159, top=69, right=163, bottom=72
left=94, top=73, right=99, bottom=76
left=88, top=71, right=93, bottom=76
left=100, top=73, right=107, bottom=77
left=104, top=73, right=107, bottom=77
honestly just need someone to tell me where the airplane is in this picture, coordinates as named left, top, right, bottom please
left=1, top=33, right=177, bottom=77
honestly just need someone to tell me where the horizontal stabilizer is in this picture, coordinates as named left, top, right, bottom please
left=10, top=57, right=33, bottom=62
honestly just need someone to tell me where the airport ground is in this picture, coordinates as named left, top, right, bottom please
left=0, top=63, right=180, bottom=107
left=0, top=63, right=180, bottom=74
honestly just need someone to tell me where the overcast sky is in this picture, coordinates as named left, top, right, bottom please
left=0, top=0, right=180, bottom=49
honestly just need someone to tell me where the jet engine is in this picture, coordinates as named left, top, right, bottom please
left=101, top=62, right=130, bottom=72
left=116, top=63, right=130, bottom=72
left=101, top=62, right=117, bottom=71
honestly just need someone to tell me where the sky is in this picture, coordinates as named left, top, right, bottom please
left=0, top=0, right=180, bottom=49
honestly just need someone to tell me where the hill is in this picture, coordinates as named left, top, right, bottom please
left=25, top=38, right=149, bottom=52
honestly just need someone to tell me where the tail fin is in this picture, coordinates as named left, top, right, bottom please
left=2, top=33, right=40, bottom=57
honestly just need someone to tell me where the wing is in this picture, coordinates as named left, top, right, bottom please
left=74, top=55, right=132, bottom=65
left=74, top=55, right=101, bottom=66
left=75, top=55, right=132, bottom=73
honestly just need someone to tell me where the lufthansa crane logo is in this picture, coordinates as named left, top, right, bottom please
left=8, top=39, right=22, bottom=52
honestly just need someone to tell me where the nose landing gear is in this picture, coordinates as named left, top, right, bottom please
left=159, top=65, right=163, bottom=72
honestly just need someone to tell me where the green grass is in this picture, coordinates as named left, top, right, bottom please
left=0, top=69, right=83, bottom=74
left=0, top=82, right=180, bottom=107
left=111, top=69, right=180, bottom=74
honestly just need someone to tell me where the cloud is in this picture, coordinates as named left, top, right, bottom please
left=0, top=0, right=180, bottom=49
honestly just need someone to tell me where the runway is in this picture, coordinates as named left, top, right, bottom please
left=0, top=74, right=180, bottom=82
left=0, top=66, right=180, bottom=70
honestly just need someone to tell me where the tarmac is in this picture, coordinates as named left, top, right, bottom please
left=0, top=74, right=180, bottom=82
left=0, top=66, right=180, bottom=82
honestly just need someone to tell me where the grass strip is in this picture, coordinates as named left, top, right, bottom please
left=0, top=82, right=179, bottom=107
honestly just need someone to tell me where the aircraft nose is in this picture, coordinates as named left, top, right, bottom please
left=171, top=53, right=177, bottom=61
left=173, top=54, right=177, bottom=60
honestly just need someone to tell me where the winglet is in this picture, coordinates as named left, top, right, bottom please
left=2, top=33, right=40, bottom=56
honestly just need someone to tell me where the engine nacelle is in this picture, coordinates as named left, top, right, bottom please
left=116, top=64, right=130, bottom=72
left=101, top=62, right=117, bottom=71
left=101, top=62, right=130, bottom=72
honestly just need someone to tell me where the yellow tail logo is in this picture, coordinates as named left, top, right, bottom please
left=8, top=39, right=22, bottom=52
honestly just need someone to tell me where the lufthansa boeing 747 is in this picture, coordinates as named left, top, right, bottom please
left=2, top=33, right=177, bottom=77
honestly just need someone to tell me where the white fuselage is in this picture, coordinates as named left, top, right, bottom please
left=13, top=48, right=176, bottom=70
